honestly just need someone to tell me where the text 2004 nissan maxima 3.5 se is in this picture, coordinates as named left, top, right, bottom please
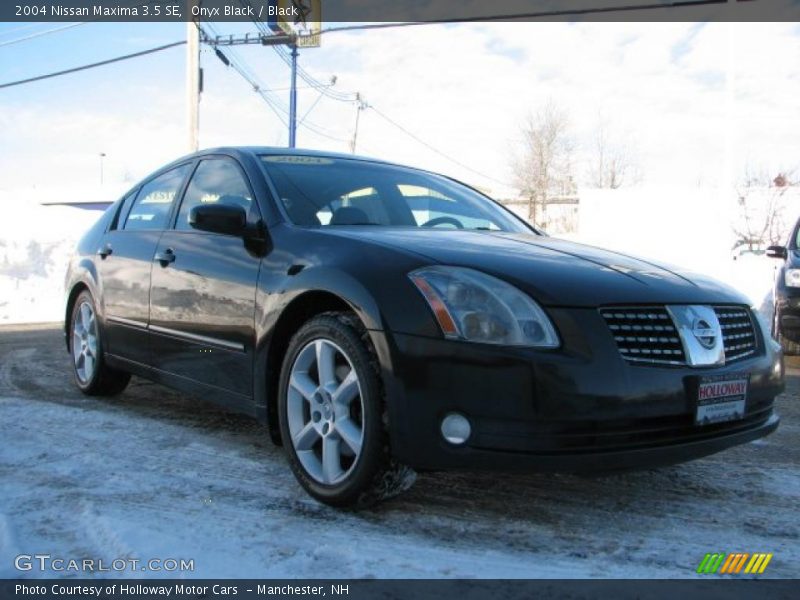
left=64, top=147, right=783, bottom=506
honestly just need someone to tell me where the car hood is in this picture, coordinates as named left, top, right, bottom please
left=320, top=228, right=749, bottom=308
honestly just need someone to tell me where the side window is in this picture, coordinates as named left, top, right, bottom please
left=176, top=158, right=254, bottom=231
left=123, top=165, right=190, bottom=231
left=111, top=189, right=138, bottom=231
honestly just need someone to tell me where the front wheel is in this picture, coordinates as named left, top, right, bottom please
left=70, top=291, right=131, bottom=395
left=773, top=308, right=800, bottom=355
left=277, top=312, right=415, bottom=507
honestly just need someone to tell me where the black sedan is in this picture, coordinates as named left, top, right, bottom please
left=65, top=147, right=784, bottom=506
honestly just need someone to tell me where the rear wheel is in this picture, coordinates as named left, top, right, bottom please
left=70, top=291, right=130, bottom=396
left=278, top=312, right=415, bottom=507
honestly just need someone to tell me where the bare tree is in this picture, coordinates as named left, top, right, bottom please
left=512, top=101, right=576, bottom=228
left=588, top=113, right=638, bottom=189
left=733, top=165, right=797, bottom=249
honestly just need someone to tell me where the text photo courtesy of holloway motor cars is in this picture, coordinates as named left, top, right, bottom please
left=0, top=0, right=799, bottom=597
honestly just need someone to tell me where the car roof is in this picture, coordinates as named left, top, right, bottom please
left=169, top=146, right=405, bottom=169
left=129, top=146, right=446, bottom=206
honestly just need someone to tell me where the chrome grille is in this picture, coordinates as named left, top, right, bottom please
left=600, top=307, right=685, bottom=365
left=601, top=305, right=760, bottom=366
left=714, top=306, right=758, bottom=363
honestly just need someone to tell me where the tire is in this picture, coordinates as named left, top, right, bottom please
left=69, top=290, right=131, bottom=396
left=773, top=308, right=800, bottom=355
left=277, top=311, right=415, bottom=507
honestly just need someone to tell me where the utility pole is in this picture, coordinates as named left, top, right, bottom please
left=186, top=8, right=200, bottom=153
left=205, top=20, right=325, bottom=150
left=288, top=44, right=298, bottom=148
left=99, top=152, right=106, bottom=185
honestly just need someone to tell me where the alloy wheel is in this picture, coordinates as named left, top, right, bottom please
left=286, top=338, right=365, bottom=485
left=72, top=301, right=98, bottom=384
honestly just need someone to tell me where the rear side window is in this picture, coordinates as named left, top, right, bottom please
left=123, top=165, right=190, bottom=231
left=175, top=158, right=254, bottom=231
left=110, top=190, right=138, bottom=231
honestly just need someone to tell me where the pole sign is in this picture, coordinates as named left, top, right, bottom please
left=274, top=0, right=322, bottom=47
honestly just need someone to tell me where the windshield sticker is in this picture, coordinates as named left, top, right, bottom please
left=262, top=156, right=334, bottom=165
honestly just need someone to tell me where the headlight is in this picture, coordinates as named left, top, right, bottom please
left=409, top=266, right=559, bottom=348
left=785, top=269, right=800, bottom=288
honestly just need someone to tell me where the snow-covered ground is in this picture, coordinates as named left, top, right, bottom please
left=0, top=326, right=798, bottom=579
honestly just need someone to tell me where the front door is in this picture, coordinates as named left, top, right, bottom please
left=148, top=157, right=263, bottom=397
left=98, top=164, right=191, bottom=365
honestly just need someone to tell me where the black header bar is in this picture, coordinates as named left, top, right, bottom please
left=1, top=0, right=799, bottom=23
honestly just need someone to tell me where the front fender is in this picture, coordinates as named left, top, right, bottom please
left=271, top=265, right=385, bottom=331
left=249, top=224, right=441, bottom=431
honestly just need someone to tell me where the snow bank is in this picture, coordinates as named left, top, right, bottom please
left=576, top=186, right=734, bottom=272
left=0, top=199, right=103, bottom=324
left=570, top=186, right=777, bottom=314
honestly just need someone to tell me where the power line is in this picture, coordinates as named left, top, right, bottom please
left=0, top=22, right=48, bottom=37
left=236, top=0, right=357, bottom=105
left=367, top=105, right=510, bottom=187
left=0, top=1, right=163, bottom=49
left=239, top=0, right=271, bottom=36
left=250, top=82, right=340, bottom=92
left=206, top=6, right=357, bottom=105
left=0, top=22, right=88, bottom=48
left=204, top=22, right=352, bottom=143
left=202, top=25, right=508, bottom=165
left=300, top=121, right=350, bottom=143
left=202, top=23, right=289, bottom=126
left=212, top=43, right=349, bottom=143
left=271, top=45, right=357, bottom=102
left=236, top=0, right=336, bottom=100
left=230, top=65, right=289, bottom=126
left=0, top=41, right=185, bottom=90
left=205, top=24, right=347, bottom=143
left=298, top=89, right=326, bottom=125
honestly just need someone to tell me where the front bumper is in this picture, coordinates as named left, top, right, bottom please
left=376, top=307, right=784, bottom=472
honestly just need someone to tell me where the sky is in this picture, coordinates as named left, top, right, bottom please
left=0, top=20, right=799, bottom=198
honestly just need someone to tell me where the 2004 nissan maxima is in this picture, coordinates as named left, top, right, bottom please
left=65, top=147, right=784, bottom=506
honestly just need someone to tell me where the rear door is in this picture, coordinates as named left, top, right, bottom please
left=148, top=157, right=263, bottom=396
left=97, top=164, right=191, bottom=364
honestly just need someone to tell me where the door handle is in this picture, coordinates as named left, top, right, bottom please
left=154, top=248, right=176, bottom=266
left=96, top=244, right=113, bottom=259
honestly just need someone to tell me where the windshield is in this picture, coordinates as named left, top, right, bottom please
left=259, top=155, right=530, bottom=233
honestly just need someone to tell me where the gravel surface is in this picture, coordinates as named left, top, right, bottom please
left=0, top=324, right=797, bottom=578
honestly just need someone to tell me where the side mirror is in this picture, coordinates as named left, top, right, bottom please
left=189, top=203, right=247, bottom=236
left=766, top=245, right=788, bottom=259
